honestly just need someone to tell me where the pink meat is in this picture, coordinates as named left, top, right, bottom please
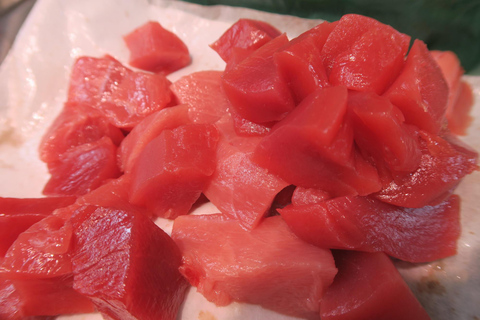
left=123, top=21, right=191, bottom=74
left=39, top=102, right=124, bottom=163
left=172, top=214, right=337, bottom=319
left=117, top=104, right=191, bottom=173
left=43, top=136, right=121, bottom=196
left=129, top=124, right=219, bottom=218
left=210, top=18, right=281, bottom=64
left=67, top=55, right=173, bottom=129
left=203, top=136, right=288, bottom=229
left=279, top=194, right=461, bottom=263
left=320, top=251, right=430, bottom=320
left=71, top=204, right=189, bottom=320
left=170, top=70, right=230, bottom=124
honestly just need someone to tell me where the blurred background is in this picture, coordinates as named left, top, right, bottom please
left=1, top=0, right=480, bottom=73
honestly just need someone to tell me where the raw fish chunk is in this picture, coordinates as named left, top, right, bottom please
left=210, top=18, right=281, bottom=64
left=71, top=205, right=189, bottom=320
left=124, top=21, right=191, bottom=74
left=129, top=124, right=219, bottom=218
left=280, top=195, right=461, bottom=263
left=172, top=215, right=337, bottom=319
left=320, top=251, right=430, bottom=320
left=67, top=55, right=173, bottom=129
left=383, top=40, right=448, bottom=134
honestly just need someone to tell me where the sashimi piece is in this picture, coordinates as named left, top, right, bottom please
left=43, top=136, right=121, bottom=196
left=432, top=50, right=474, bottom=135
left=373, top=131, right=478, bottom=207
left=274, top=21, right=334, bottom=103
left=276, top=85, right=348, bottom=147
left=129, top=124, right=219, bottom=219
left=75, top=175, right=149, bottom=216
left=230, top=111, right=273, bottom=137
left=320, top=251, right=431, bottom=320
left=203, top=138, right=288, bottom=229
left=39, top=102, right=124, bottom=163
left=210, top=18, right=281, bottom=63
left=348, top=91, right=421, bottom=172
left=431, top=50, right=463, bottom=115
left=253, top=86, right=381, bottom=196
left=67, top=55, right=173, bottom=129
left=0, top=196, right=76, bottom=257
left=0, top=276, right=95, bottom=319
left=0, top=206, right=75, bottom=278
left=70, top=204, right=189, bottom=320
left=321, top=14, right=383, bottom=74
left=383, top=40, right=449, bottom=134
left=170, top=71, right=230, bottom=123
left=170, top=70, right=270, bottom=137
left=0, top=202, right=93, bottom=319
left=0, top=196, right=77, bottom=215
left=431, top=50, right=473, bottom=135
left=1, top=214, right=48, bottom=259
left=123, top=21, right=191, bottom=74
left=291, top=187, right=331, bottom=206
left=448, top=81, right=474, bottom=135
left=329, top=24, right=410, bottom=94
left=279, top=194, right=461, bottom=263
left=117, top=104, right=190, bottom=173
left=0, top=279, right=24, bottom=320
left=254, top=123, right=380, bottom=196
left=172, top=214, right=337, bottom=319
left=222, top=34, right=295, bottom=123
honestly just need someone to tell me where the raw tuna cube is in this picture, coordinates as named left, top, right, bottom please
left=222, top=34, right=295, bottom=123
left=0, top=207, right=75, bottom=278
left=117, top=104, right=190, bottom=173
left=383, top=40, right=449, bottom=134
left=39, top=102, right=124, bottom=163
left=129, top=124, right=219, bottom=218
left=447, top=81, right=474, bottom=135
left=123, top=21, right=191, bottom=74
left=431, top=50, right=474, bottom=135
left=0, top=196, right=76, bottom=216
left=172, top=70, right=272, bottom=136
left=329, top=24, right=410, bottom=94
left=0, top=196, right=76, bottom=257
left=203, top=138, right=288, bottom=229
left=172, top=214, right=337, bottom=319
left=210, top=18, right=281, bottom=64
left=276, top=85, right=348, bottom=147
left=321, top=14, right=383, bottom=74
left=431, top=50, right=463, bottom=116
left=348, top=91, right=421, bottom=172
left=230, top=111, right=273, bottom=137
left=0, top=206, right=94, bottom=318
left=373, top=130, right=478, bottom=207
left=67, top=55, right=173, bottom=129
left=279, top=194, right=461, bottom=263
left=0, top=276, right=94, bottom=319
left=170, top=71, right=230, bottom=124
left=71, top=205, right=189, bottom=320
left=75, top=175, right=151, bottom=219
left=274, top=21, right=334, bottom=103
left=43, top=136, right=121, bottom=196
left=253, top=86, right=381, bottom=196
left=291, top=187, right=331, bottom=206
left=320, top=251, right=431, bottom=320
